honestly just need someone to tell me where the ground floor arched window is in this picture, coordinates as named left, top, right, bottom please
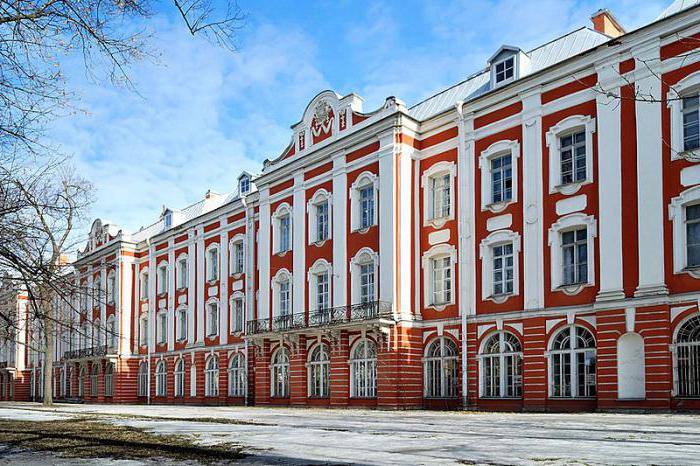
left=675, top=314, right=700, bottom=397
left=90, top=364, right=99, bottom=396
left=204, top=356, right=219, bottom=397
left=479, top=331, right=522, bottom=398
left=59, top=367, right=66, bottom=397
left=104, top=363, right=114, bottom=397
left=78, top=365, right=86, bottom=397
left=271, top=347, right=289, bottom=398
left=350, top=339, right=377, bottom=398
left=174, top=359, right=185, bottom=397
left=308, top=344, right=330, bottom=398
left=137, top=362, right=148, bottom=397
left=549, top=325, right=596, bottom=398
left=424, top=337, right=459, bottom=398
left=155, top=360, right=167, bottom=397
left=228, top=354, right=245, bottom=397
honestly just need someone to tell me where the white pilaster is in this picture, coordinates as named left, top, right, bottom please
left=99, top=260, right=107, bottom=345
left=258, top=189, right=271, bottom=320
left=245, top=205, right=256, bottom=323
left=132, top=262, right=140, bottom=354
left=148, top=245, right=156, bottom=352
left=117, top=252, right=132, bottom=356
left=167, top=238, right=175, bottom=351
left=293, top=173, right=306, bottom=316
left=396, top=134, right=414, bottom=319
left=219, top=221, right=229, bottom=344
left=378, top=130, right=395, bottom=308
left=332, top=153, right=347, bottom=306
left=595, top=62, right=625, bottom=301
left=187, top=230, right=196, bottom=346
left=195, top=229, right=205, bottom=343
left=521, top=90, right=545, bottom=309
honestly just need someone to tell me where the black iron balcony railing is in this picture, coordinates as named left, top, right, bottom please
left=246, top=301, right=393, bottom=335
left=63, top=345, right=111, bottom=360
left=0, top=361, right=7, bottom=369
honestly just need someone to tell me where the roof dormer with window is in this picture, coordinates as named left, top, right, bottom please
left=488, top=46, right=531, bottom=89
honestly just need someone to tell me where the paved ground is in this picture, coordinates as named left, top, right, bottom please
left=1, top=402, right=699, bottom=465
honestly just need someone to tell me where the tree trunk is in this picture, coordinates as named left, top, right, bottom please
left=43, top=307, right=54, bottom=406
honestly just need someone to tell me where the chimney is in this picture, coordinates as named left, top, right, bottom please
left=591, top=9, right=625, bottom=38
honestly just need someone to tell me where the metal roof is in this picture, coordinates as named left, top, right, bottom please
left=657, top=0, right=700, bottom=19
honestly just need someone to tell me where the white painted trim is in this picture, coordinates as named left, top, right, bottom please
left=350, top=247, right=379, bottom=305
left=669, top=185, right=700, bottom=276
left=479, top=139, right=520, bottom=213
left=545, top=114, right=596, bottom=195
left=421, top=160, right=456, bottom=228
left=307, top=188, right=332, bottom=244
left=667, top=71, right=700, bottom=161
left=349, top=170, right=379, bottom=232
left=421, top=243, right=457, bottom=310
left=479, top=230, right=521, bottom=303
left=547, top=213, right=597, bottom=294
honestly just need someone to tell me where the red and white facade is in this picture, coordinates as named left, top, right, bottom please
left=10, top=2, right=700, bottom=411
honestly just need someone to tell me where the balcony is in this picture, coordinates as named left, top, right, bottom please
left=246, top=301, right=393, bottom=335
left=63, top=345, right=113, bottom=360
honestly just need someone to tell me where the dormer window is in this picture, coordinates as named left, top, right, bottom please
left=239, top=175, right=251, bottom=195
left=495, top=56, right=514, bottom=84
left=488, top=46, right=530, bottom=90
left=164, top=212, right=172, bottom=228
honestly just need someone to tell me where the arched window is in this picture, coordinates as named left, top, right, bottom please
left=137, top=362, right=148, bottom=397
left=90, top=363, right=99, bottom=396
left=107, top=270, right=116, bottom=304
left=204, top=355, right=219, bottom=397
left=155, top=360, right=167, bottom=397
left=139, top=271, right=149, bottom=300
left=479, top=331, right=522, bottom=398
left=425, top=337, right=457, bottom=398
left=78, top=365, right=86, bottom=397
left=308, top=344, right=330, bottom=398
left=174, top=359, right=185, bottom=397
left=549, top=325, right=596, bottom=398
left=424, top=337, right=458, bottom=398
left=206, top=245, right=220, bottom=282
left=106, top=316, right=117, bottom=351
left=270, top=347, right=289, bottom=398
left=59, top=367, right=66, bottom=397
left=675, top=314, right=700, bottom=397
left=206, top=300, right=219, bottom=337
left=94, top=318, right=102, bottom=347
left=68, top=367, right=74, bottom=397
left=104, top=362, right=114, bottom=397
left=176, top=306, right=188, bottom=341
left=350, top=248, right=378, bottom=305
left=350, top=339, right=377, bottom=398
left=228, top=353, right=245, bottom=397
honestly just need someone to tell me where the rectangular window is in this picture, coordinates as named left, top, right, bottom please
left=231, top=298, right=244, bottom=333
left=158, top=313, right=167, bottom=344
left=432, top=174, right=451, bottom=219
left=360, top=186, right=374, bottom=229
left=279, top=281, right=291, bottom=316
left=140, top=274, right=149, bottom=299
left=490, top=154, right=512, bottom=204
left=232, top=242, right=244, bottom=274
left=177, top=258, right=188, bottom=289
left=157, top=266, right=167, bottom=295
left=686, top=204, right=700, bottom=268
left=139, top=318, right=148, bottom=346
left=207, top=303, right=218, bottom=336
left=559, top=130, right=586, bottom=185
left=107, top=275, right=115, bottom=304
left=317, top=201, right=329, bottom=241
left=495, top=57, right=514, bottom=83
left=562, top=228, right=588, bottom=286
left=683, top=95, right=700, bottom=152
left=432, top=257, right=452, bottom=305
left=360, top=263, right=375, bottom=303
left=493, top=243, right=514, bottom=296
left=317, top=273, right=329, bottom=310
left=280, top=216, right=291, bottom=252
left=207, top=249, right=219, bottom=281
left=177, top=308, right=187, bottom=341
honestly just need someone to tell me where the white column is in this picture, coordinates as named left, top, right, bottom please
left=520, top=90, right=545, bottom=309
left=219, top=221, right=229, bottom=344
left=245, top=205, right=256, bottom=323
left=258, top=189, right=271, bottom=321
left=633, top=41, right=668, bottom=297
left=293, top=173, right=306, bottom=315
left=132, top=262, right=140, bottom=354
left=167, top=239, right=175, bottom=351
left=99, top=260, right=107, bottom=345
left=187, top=230, right=196, bottom=346
left=377, top=130, right=395, bottom=308
left=595, top=62, right=625, bottom=301
left=396, top=135, right=413, bottom=319
left=332, top=153, right=347, bottom=306
left=195, top=229, right=205, bottom=343
left=117, top=253, right=132, bottom=356
left=148, top=246, right=156, bottom=352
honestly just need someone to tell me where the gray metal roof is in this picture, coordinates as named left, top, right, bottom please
left=408, top=27, right=609, bottom=121
left=657, top=0, right=700, bottom=19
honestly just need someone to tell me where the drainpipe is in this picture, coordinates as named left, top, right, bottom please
left=455, top=100, right=469, bottom=409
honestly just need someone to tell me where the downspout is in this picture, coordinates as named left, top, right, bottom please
left=455, top=100, right=469, bottom=409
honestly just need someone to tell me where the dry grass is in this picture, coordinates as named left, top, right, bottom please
left=0, top=417, right=244, bottom=464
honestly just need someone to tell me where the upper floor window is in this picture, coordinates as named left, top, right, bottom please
left=350, top=172, right=378, bottom=232
left=93, top=277, right=101, bottom=307
left=139, top=315, right=148, bottom=347
left=157, top=263, right=168, bottom=295
left=157, top=310, right=167, bottom=344
left=272, top=269, right=293, bottom=317
left=176, top=255, right=188, bottom=289
left=316, top=200, right=329, bottom=241
left=139, top=271, right=149, bottom=300
left=545, top=115, right=595, bottom=195
left=687, top=204, right=700, bottom=268
left=669, top=72, right=700, bottom=159
left=350, top=248, right=377, bottom=305
left=272, top=203, right=292, bottom=254
left=230, top=238, right=245, bottom=275
left=670, top=187, right=700, bottom=276
left=280, top=280, right=291, bottom=316
left=480, top=140, right=519, bottom=212
left=177, top=306, right=188, bottom=341
left=491, top=154, right=512, bottom=203
left=422, top=161, right=455, bottom=226
left=422, top=244, right=457, bottom=309
left=230, top=295, right=244, bottom=333
left=494, top=56, right=514, bottom=84
left=206, top=300, right=219, bottom=337
left=309, top=259, right=332, bottom=313
left=106, top=271, right=116, bottom=305
left=548, top=213, right=596, bottom=293
left=206, top=245, right=219, bottom=282
left=239, top=174, right=251, bottom=195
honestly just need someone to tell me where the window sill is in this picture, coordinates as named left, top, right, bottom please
left=483, top=201, right=513, bottom=214
left=274, top=250, right=290, bottom=257
left=478, top=396, right=522, bottom=400
left=485, top=293, right=515, bottom=304
left=310, top=238, right=330, bottom=247
left=352, top=225, right=375, bottom=234
left=230, top=272, right=244, bottom=280
left=555, top=282, right=591, bottom=296
left=426, top=302, right=452, bottom=311
left=680, top=267, right=700, bottom=279
left=551, top=180, right=590, bottom=196
left=424, top=215, right=452, bottom=229
left=673, top=148, right=700, bottom=162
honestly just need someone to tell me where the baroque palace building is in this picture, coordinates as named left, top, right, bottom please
left=4, top=0, right=700, bottom=411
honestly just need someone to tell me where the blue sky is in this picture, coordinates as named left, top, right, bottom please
left=51, top=0, right=670, bottom=234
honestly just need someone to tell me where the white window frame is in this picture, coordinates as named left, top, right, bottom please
left=421, top=243, right=457, bottom=310
left=206, top=299, right=219, bottom=338
left=270, top=347, right=290, bottom=398
left=176, top=254, right=188, bottom=289
left=479, top=230, right=521, bottom=303
left=229, top=292, right=245, bottom=334
left=350, top=248, right=379, bottom=305
left=423, top=337, right=459, bottom=398
left=272, top=202, right=293, bottom=254
left=349, top=171, right=379, bottom=232
left=668, top=71, right=700, bottom=161
left=228, top=353, right=246, bottom=397
left=156, top=261, right=168, bottom=295
left=176, top=306, right=188, bottom=341
left=307, top=189, right=332, bottom=244
left=349, top=338, right=377, bottom=398
left=670, top=185, right=700, bottom=277
left=155, top=360, right=167, bottom=397
left=546, top=325, right=597, bottom=399
left=205, top=244, right=220, bottom=282
left=479, top=140, right=520, bottom=213
left=106, top=316, right=117, bottom=351
left=139, top=315, right=148, bottom=347
left=106, top=271, right=116, bottom=305
left=204, top=355, right=219, bottom=397
left=139, top=270, right=149, bottom=300
left=478, top=331, right=523, bottom=398
left=137, top=362, right=148, bottom=397
left=491, top=55, right=516, bottom=88
left=545, top=115, right=596, bottom=195
left=421, top=161, right=456, bottom=227
left=307, top=343, right=330, bottom=398
left=271, top=269, right=293, bottom=317
left=308, top=259, right=333, bottom=313
left=157, top=309, right=167, bottom=344
left=174, top=358, right=185, bottom=397
left=229, top=235, right=245, bottom=277
left=548, top=213, right=597, bottom=294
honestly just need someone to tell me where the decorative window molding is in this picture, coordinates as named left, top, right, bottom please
left=492, top=55, right=516, bottom=87
left=421, top=161, right=456, bottom=227
left=139, top=314, right=148, bottom=347
left=139, top=270, right=149, bottom=300
left=545, top=115, right=596, bottom=195
left=548, top=213, right=597, bottom=295
left=478, top=331, right=523, bottom=398
left=229, top=291, right=245, bottom=334
left=421, top=243, right=457, bottom=310
left=669, top=185, right=700, bottom=277
left=349, top=171, right=378, bottom=232
left=229, top=234, right=245, bottom=277
left=106, top=270, right=116, bottom=305
left=156, top=261, right=168, bottom=295
left=272, top=202, right=293, bottom=254
left=350, top=247, right=379, bottom=305
left=307, top=189, right=332, bottom=244
left=157, top=309, right=167, bottom=344
left=307, top=343, right=330, bottom=398
left=668, top=71, right=700, bottom=161
left=176, top=305, right=188, bottom=341
left=546, top=325, right=596, bottom=398
left=205, top=244, right=220, bottom=283
left=176, top=253, right=188, bottom=289
left=423, top=337, right=459, bottom=398
left=479, top=230, right=521, bottom=303
left=479, top=140, right=520, bottom=213
left=307, top=258, right=333, bottom=312
left=205, top=298, right=219, bottom=338
left=271, top=268, right=293, bottom=317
